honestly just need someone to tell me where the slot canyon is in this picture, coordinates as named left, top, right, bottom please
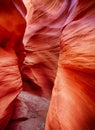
left=0, top=0, right=95, bottom=130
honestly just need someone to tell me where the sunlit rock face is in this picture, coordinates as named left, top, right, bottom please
left=0, top=0, right=26, bottom=129
left=45, top=0, right=95, bottom=130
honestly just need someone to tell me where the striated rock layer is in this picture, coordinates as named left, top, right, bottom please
left=0, top=0, right=26, bottom=129
left=23, top=0, right=95, bottom=129
left=0, top=0, right=95, bottom=130
left=22, top=0, right=62, bottom=99
left=45, top=0, right=95, bottom=130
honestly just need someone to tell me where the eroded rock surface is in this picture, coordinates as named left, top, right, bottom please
left=22, top=0, right=66, bottom=98
left=45, top=1, right=95, bottom=130
left=0, top=0, right=26, bottom=129
left=0, top=0, right=95, bottom=130
left=7, top=91, right=49, bottom=130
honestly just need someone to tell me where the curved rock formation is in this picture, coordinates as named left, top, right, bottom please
left=22, top=1, right=95, bottom=130
left=45, top=0, right=95, bottom=130
left=0, top=0, right=26, bottom=129
left=0, top=0, right=95, bottom=130
left=22, top=0, right=63, bottom=98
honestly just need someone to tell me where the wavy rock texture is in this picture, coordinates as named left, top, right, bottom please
left=0, top=0, right=26, bottom=129
left=23, top=0, right=95, bottom=130
left=0, top=0, right=95, bottom=130
left=22, top=0, right=65, bottom=99
left=45, top=0, right=95, bottom=130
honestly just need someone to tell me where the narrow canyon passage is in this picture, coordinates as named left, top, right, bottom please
left=0, top=0, right=95, bottom=130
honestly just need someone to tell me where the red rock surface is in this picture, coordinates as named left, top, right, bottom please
left=0, top=0, right=26, bottom=129
left=0, top=0, right=95, bottom=130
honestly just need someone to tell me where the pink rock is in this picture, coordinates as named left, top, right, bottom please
left=22, top=0, right=65, bottom=98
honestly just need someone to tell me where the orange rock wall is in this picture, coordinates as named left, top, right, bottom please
left=0, top=0, right=95, bottom=130
left=45, top=0, right=95, bottom=130
left=23, top=0, right=95, bottom=129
